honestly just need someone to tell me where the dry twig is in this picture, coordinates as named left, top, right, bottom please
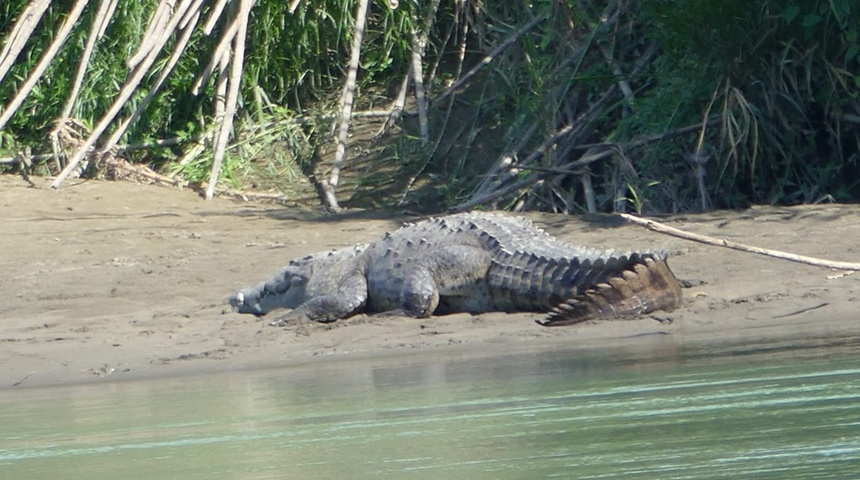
left=434, top=13, right=547, bottom=104
left=621, top=213, right=860, bottom=271
left=453, top=116, right=720, bottom=212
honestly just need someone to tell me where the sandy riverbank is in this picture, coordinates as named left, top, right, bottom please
left=2, top=175, right=858, bottom=388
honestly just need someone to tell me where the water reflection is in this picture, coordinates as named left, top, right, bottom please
left=1, top=338, right=859, bottom=479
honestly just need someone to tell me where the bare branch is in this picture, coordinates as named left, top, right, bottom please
left=325, top=0, right=372, bottom=210
left=434, top=13, right=547, bottom=104
left=0, top=0, right=51, bottom=84
left=621, top=214, right=860, bottom=271
left=409, top=0, right=440, bottom=142
left=451, top=122, right=576, bottom=212
left=0, top=0, right=88, bottom=131
left=206, top=0, right=253, bottom=200
left=101, top=3, right=203, bottom=157
left=452, top=116, right=720, bottom=213
left=58, top=0, right=120, bottom=120
left=51, top=0, right=199, bottom=189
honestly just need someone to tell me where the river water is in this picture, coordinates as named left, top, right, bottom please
left=1, top=337, right=859, bottom=479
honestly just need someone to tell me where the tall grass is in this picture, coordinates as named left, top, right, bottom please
left=0, top=0, right=417, bottom=186
left=0, top=0, right=857, bottom=212
left=634, top=0, right=860, bottom=208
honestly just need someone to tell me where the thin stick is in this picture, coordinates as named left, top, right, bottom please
left=579, top=168, right=597, bottom=214
left=326, top=0, right=372, bottom=210
left=451, top=122, right=576, bottom=212
left=620, top=213, right=860, bottom=271
left=691, top=83, right=721, bottom=211
left=101, top=156, right=185, bottom=186
left=569, top=116, right=719, bottom=152
left=206, top=0, right=252, bottom=200
left=434, top=13, right=547, bottom=104
left=59, top=0, right=119, bottom=121
left=51, top=0, right=197, bottom=189
left=192, top=18, right=239, bottom=95
left=128, top=0, right=173, bottom=69
left=381, top=70, right=411, bottom=134
left=203, top=0, right=230, bottom=34
left=410, top=0, right=439, bottom=143
left=395, top=0, right=449, bottom=205
left=102, top=2, right=204, bottom=156
left=0, top=0, right=51, bottom=84
left=599, top=42, right=635, bottom=113
left=470, top=121, right=539, bottom=200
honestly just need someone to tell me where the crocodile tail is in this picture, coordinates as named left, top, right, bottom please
left=538, top=255, right=683, bottom=326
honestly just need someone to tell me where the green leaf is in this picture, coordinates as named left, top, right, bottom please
left=801, top=14, right=822, bottom=28
left=848, top=45, right=858, bottom=62
left=782, top=5, right=800, bottom=24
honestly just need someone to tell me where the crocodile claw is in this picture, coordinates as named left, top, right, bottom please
left=269, top=310, right=312, bottom=327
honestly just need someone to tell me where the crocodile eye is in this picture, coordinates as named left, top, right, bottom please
left=273, top=282, right=289, bottom=294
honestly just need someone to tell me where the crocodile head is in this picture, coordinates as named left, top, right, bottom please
left=229, top=256, right=314, bottom=316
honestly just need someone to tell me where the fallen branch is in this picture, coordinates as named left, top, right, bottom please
left=452, top=114, right=721, bottom=212
left=0, top=136, right=195, bottom=166
left=470, top=121, right=539, bottom=201
left=620, top=213, right=860, bottom=271
left=452, top=78, right=624, bottom=213
left=208, top=188, right=288, bottom=202
left=101, top=155, right=185, bottom=187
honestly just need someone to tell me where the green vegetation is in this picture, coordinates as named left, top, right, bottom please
left=0, top=0, right=857, bottom=212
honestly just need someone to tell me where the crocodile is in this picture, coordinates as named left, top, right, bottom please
left=229, top=212, right=683, bottom=326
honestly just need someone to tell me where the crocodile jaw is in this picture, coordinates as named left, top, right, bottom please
left=229, top=290, right=262, bottom=316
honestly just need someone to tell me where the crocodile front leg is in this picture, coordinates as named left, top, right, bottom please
left=270, top=269, right=368, bottom=325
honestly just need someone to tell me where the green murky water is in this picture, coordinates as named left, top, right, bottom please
left=1, top=340, right=859, bottom=479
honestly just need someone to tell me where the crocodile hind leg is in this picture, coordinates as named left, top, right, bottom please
left=398, top=267, right=441, bottom=317
left=381, top=245, right=493, bottom=317
left=270, top=269, right=368, bottom=325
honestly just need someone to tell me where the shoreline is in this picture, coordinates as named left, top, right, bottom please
left=2, top=176, right=859, bottom=389
left=6, top=306, right=858, bottom=390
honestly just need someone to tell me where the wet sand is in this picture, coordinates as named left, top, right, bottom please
left=2, top=175, right=859, bottom=388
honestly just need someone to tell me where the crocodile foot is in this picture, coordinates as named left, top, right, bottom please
left=269, top=310, right=313, bottom=327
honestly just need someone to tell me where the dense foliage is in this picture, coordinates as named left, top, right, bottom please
left=0, top=0, right=857, bottom=212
